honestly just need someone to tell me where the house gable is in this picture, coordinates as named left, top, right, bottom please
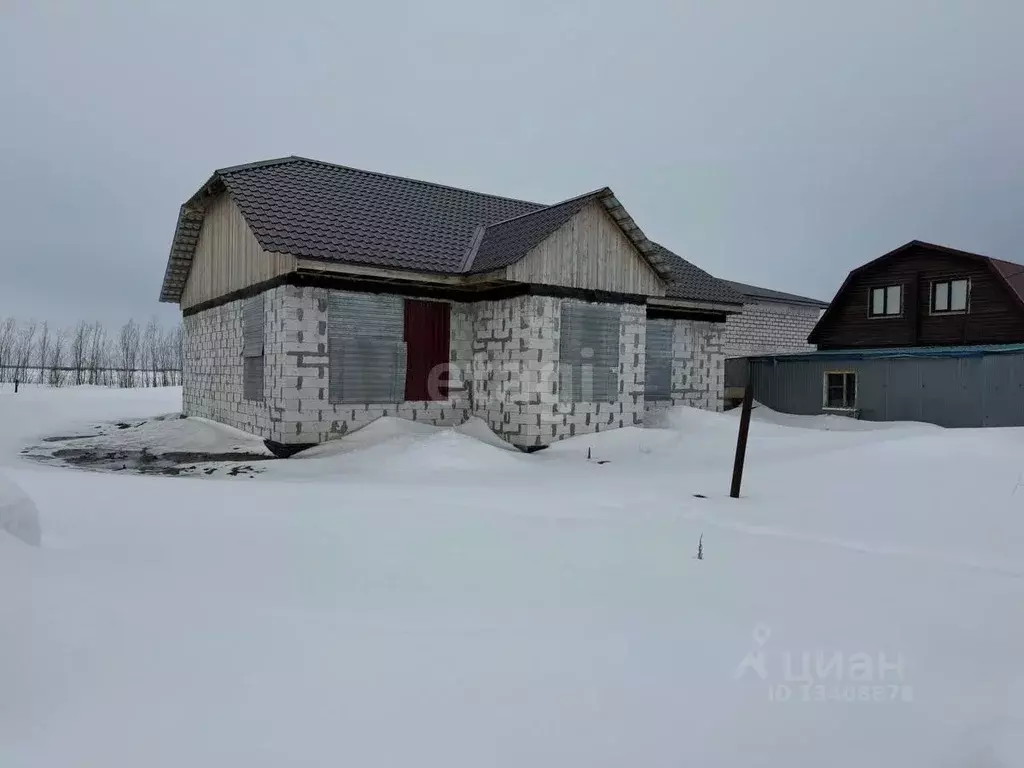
left=809, top=242, right=1024, bottom=349
left=162, top=156, right=738, bottom=308
left=504, top=200, right=666, bottom=297
left=181, top=193, right=295, bottom=311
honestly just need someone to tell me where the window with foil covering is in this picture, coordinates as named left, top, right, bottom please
left=559, top=303, right=620, bottom=403
left=404, top=300, right=451, bottom=401
left=644, top=318, right=673, bottom=400
left=242, top=296, right=265, bottom=402
left=328, top=293, right=407, bottom=403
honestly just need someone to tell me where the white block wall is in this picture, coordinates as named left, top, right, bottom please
left=722, top=300, right=823, bottom=358
left=463, top=295, right=558, bottom=448
left=268, top=286, right=472, bottom=445
left=183, top=287, right=725, bottom=450
left=462, top=296, right=646, bottom=449
left=545, top=301, right=645, bottom=443
left=182, top=289, right=280, bottom=438
left=644, top=318, right=726, bottom=416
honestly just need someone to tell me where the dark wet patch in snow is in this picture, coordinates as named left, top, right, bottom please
left=37, top=447, right=272, bottom=477
left=24, top=415, right=275, bottom=479
left=38, top=434, right=99, bottom=443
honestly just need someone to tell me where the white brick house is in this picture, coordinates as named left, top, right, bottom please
left=721, top=280, right=828, bottom=358
left=160, top=156, right=745, bottom=452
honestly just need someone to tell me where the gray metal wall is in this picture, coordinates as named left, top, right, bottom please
left=749, top=352, right=1024, bottom=427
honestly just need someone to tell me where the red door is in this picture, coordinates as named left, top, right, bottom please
left=404, top=299, right=451, bottom=401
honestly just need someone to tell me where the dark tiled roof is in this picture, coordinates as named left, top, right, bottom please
left=224, top=157, right=542, bottom=272
left=652, top=243, right=745, bottom=305
left=722, top=279, right=829, bottom=307
left=160, top=156, right=742, bottom=307
left=465, top=190, right=603, bottom=273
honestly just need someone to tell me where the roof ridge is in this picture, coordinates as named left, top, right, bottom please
left=479, top=187, right=608, bottom=231
left=901, top=239, right=1024, bottom=268
left=215, top=156, right=299, bottom=175
left=988, top=256, right=1024, bottom=271
left=458, top=225, right=487, bottom=273
left=721, top=278, right=828, bottom=307
left=258, top=155, right=547, bottom=208
left=461, top=188, right=614, bottom=275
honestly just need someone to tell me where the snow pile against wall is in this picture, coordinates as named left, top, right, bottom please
left=0, top=472, right=41, bottom=546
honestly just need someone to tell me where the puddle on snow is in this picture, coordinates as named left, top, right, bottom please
left=23, top=416, right=276, bottom=479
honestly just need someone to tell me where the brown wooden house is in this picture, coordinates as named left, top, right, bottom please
left=808, top=240, right=1024, bottom=350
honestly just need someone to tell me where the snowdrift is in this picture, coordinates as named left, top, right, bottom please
left=0, top=471, right=41, bottom=546
left=4, top=389, right=1024, bottom=766
left=279, top=416, right=524, bottom=478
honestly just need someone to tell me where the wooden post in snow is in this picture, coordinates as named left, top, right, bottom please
left=730, top=385, right=754, bottom=498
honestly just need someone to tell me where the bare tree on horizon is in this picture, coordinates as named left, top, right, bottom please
left=0, top=317, right=16, bottom=383
left=117, top=319, right=141, bottom=388
left=13, top=322, right=37, bottom=384
left=36, top=321, right=51, bottom=385
left=70, top=321, right=91, bottom=385
left=48, top=329, right=66, bottom=387
left=0, top=316, right=182, bottom=389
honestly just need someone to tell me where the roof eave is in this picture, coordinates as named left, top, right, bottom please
left=594, top=189, right=671, bottom=284
left=648, top=296, right=743, bottom=314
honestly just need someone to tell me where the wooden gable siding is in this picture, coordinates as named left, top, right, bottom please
left=504, top=201, right=666, bottom=297
left=814, top=246, right=1024, bottom=349
left=181, top=194, right=295, bottom=310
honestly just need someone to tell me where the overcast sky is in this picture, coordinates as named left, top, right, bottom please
left=1, top=0, right=1022, bottom=328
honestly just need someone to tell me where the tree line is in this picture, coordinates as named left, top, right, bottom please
left=0, top=317, right=183, bottom=388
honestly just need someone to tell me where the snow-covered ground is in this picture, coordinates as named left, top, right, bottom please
left=3, top=386, right=1024, bottom=766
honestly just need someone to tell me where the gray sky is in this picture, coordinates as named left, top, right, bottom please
left=2, top=0, right=1022, bottom=329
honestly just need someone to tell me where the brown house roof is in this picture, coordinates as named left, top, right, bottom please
left=808, top=240, right=1024, bottom=344
left=159, top=156, right=740, bottom=307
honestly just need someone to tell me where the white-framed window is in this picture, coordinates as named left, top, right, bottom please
left=869, top=285, right=902, bottom=317
left=932, top=278, right=969, bottom=313
left=824, top=371, right=856, bottom=409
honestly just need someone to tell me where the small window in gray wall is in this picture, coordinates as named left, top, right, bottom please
left=645, top=318, right=673, bottom=400
left=328, top=293, right=407, bottom=403
left=559, top=303, right=620, bottom=403
left=242, top=295, right=264, bottom=402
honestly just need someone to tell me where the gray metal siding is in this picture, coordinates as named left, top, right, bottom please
left=749, top=350, right=1024, bottom=427
left=328, top=293, right=407, bottom=404
left=645, top=318, right=673, bottom=400
left=242, top=296, right=264, bottom=401
left=559, top=303, right=620, bottom=403
left=979, top=354, right=1024, bottom=426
